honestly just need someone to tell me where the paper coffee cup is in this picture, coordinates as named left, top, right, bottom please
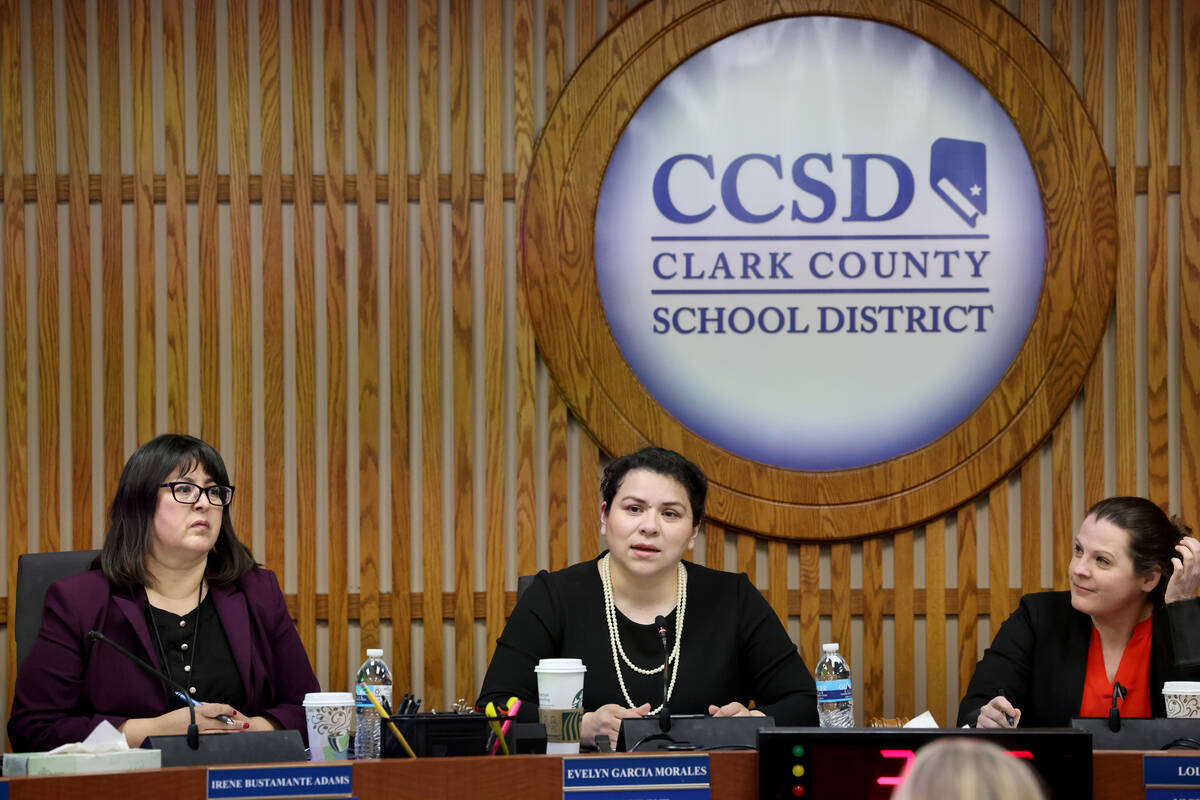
left=1163, top=681, right=1200, bottom=719
left=303, top=692, right=355, bottom=761
left=535, top=658, right=586, bottom=754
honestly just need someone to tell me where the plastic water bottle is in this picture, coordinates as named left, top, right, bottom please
left=815, top=642, right=855, bottom=728
left=354, top=648, right=393, bottom=759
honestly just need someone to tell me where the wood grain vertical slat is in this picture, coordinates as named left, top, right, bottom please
left=163, top=0, right=188, bottom=433
left=325, top=0, right=350, bottom=691
left=1082, top=0, right=1105, bottom=511
left=131, top=0, right=154, bottom=443
left=578, top=433, right=600, bottom=562
left=956, top=506, right=977, bottom=696
left=1114, top=0, right=1137, bottom=495
left=704, top=520, right=724, bottom=571
left=988, top=482, right=1010, bottom=627
left=1146, top=0, right=1169, bottom=508
left=228, top=0, right=253, bottom=546
left=576, top=0, right=595, bottom=61
left=893, top=531, right=914, bottom=718
left=357, top=0, right=381, bottom=651
left=924, top=519, right=946, bottom=727
left=545, top=0, right=563, bottom=108
left=387, top=0, right=412, bottom=688
left=99, top=0, right=123, bottom=499
left=861, top=537, right=882, bottom=720
left=3, top=0, right=28, bottom=700
left=448, top=0, right=472, bottom=699
left=798, top=543, right=819, bottom=670
left=736, top=532, right=756, bottom=584
left=291, top=0, right=319, bottom=666
left=65, top=0, right=91, bottom=546
left=417, top=0, right=443, bottom=709
left=1018, top=0, right=1038, bottom=32
left=1050, top=0, right=1070, bottom=68
left=1020, top=456, right=1041, bottom=593
left=767, top=539, right=787, bottom=627
left=481, top=0, right=505, bottom=660
left=513, top=0, right=536, bottom=579
left=1182, top=0, right=1200, bottom=528
left=33, top=0, right=59, bottom=554
left=547, top=390, right=568, bottom=571
left=196, top=0, right=219, bottom=445
left=606, top=0, right=625, bottom=28
left=1052, top=417, right=1073, bottom=589
left=260, top=0, right=284, bottom=576
left=830, top=542, right=850, bottom=665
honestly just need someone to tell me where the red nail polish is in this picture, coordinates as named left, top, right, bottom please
left=242, top=722, right=250, bottom=729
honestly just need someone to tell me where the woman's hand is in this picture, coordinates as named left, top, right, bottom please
left=708, top=702, right=765, bottom=717
left=120, top=702, right=248, bottom=747
left=581, top=702, right=650, bottom=747
left=1164, top=537, right=1200, bottom=604
left=975, top=695, right=1020, bottom=729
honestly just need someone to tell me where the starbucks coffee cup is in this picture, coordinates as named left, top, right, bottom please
left=535, top=658, right=587, bottom=754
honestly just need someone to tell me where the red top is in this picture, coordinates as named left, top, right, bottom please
left=1079, top=614, right=1154, bottom=718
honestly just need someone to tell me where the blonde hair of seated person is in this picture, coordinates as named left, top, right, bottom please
left=891, top=738, right=1048, bottom=800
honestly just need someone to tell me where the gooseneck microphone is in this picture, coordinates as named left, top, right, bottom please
left=87, top=630, right=199, bottom=750
left=1108, top=681, right=1127, bottom=733
left=654, top=615, right=671, bottom=733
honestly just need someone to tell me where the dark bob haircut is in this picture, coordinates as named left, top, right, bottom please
left=1087, top=496, right=1193, bottom=606
left=100, top=433, right=256, bottom=588
left=600, top=447, right=707, bottom=526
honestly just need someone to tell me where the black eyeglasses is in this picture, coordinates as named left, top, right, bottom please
left=159, top=481, right=235, bottom=507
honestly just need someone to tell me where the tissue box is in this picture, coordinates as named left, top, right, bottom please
left=2, top=748, right=161, bottom=776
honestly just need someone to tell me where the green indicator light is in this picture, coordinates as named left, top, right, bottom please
left=791, top=744, right=805, bottom=758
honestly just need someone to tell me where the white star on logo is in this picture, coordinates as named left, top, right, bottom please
left=969, top=184, right=982, bottom=197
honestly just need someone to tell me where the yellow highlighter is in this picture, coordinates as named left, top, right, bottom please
left=361, top=683, right=417, bottom=759
left=485, top=701, right=511, bottom=755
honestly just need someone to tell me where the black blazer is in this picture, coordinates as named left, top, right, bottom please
left=958, top=592, right=1200, bottom=727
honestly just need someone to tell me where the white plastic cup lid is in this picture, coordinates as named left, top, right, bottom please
left=303, top=692, right=356, bottom=706
left=535, top=658, right=587, bottom=673
left=1162, top=682, right=1200, bottom=694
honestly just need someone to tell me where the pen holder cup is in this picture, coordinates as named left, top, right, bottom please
left=382, top=713, right=513, bottom=758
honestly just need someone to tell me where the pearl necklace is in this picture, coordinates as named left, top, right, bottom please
left=599, top=552, right=686, bottom=714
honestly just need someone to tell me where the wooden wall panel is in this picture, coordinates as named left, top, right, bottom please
left=32, top=0, right=58, bottom=556
left=387, top=0, right=413, bottom=690
left=0, top=0, right=1193, bottom=731
left=291, top=0, right=319, bottom=669
left=260, top=0, right=285, bottom=577
left=324, top=0, right=350, bottom=694
left=417, top=0, right=442, bottom=709
left=164, top=0, right=187, bottom=434
left=448, top=0, right=472, bottom=700
left=65, top=0, right=90, bottom=549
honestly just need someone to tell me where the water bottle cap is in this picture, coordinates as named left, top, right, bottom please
left=822, top=642, right=839, bottom=653
left=366, top=648, right=383, bottom=657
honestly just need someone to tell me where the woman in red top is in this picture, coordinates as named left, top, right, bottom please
left=959, top=497, right=1200, bottom=728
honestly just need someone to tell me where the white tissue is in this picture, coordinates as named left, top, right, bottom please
left=46, top=720, right=130, bottom=754
left=903, top=710, right=939, bottom=728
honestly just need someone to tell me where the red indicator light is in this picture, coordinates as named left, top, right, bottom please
left=791, top=785, right=805, bottom=796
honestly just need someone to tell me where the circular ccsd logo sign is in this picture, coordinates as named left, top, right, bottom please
left=595, top=17, right=1045, bottom=471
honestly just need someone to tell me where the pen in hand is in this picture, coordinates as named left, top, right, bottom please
left=175, top=690, right=237, bottom=726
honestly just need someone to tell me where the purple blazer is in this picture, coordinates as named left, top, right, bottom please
left=7, top=567, right=320, bottom=752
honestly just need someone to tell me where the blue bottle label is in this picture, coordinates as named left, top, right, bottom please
left=816, top=679, right=852, bottom=702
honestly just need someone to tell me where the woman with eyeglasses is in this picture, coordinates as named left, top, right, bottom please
left=8, top=434, right=320, bottom=751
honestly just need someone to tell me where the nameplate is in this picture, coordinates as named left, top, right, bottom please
left=207, top=765, right=353, bottom=799
left=1145, top=756, right=1200, bottom=787
left=1147, top=790, right=1200, bottom=800
left=564, top=754, right=710, bottom=800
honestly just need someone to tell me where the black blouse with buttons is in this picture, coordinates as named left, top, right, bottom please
left=145, top=594, right=247, bottom=711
